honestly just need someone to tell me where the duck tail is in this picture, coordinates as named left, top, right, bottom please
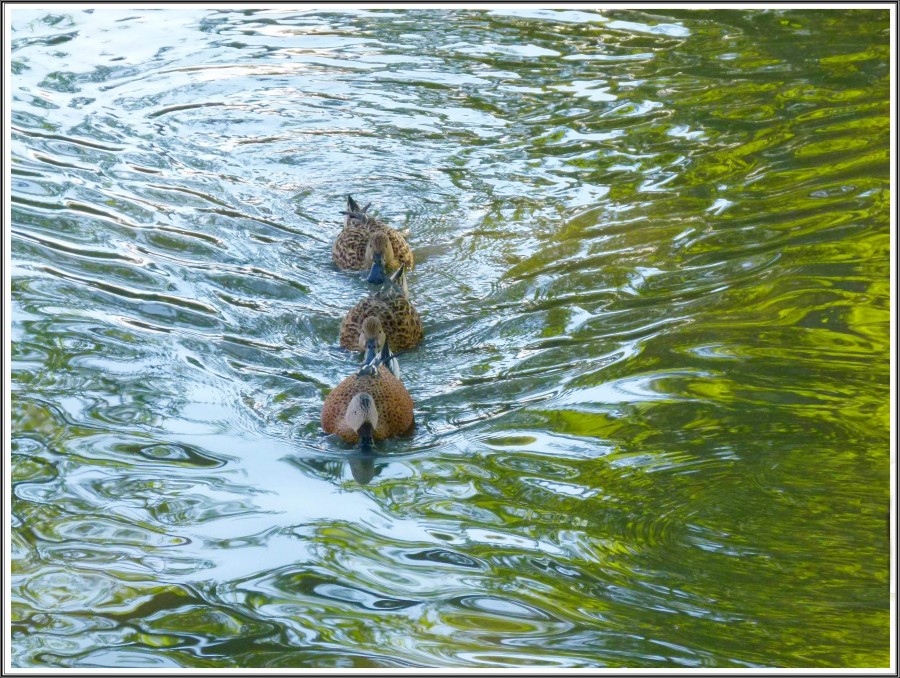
left=356, top=362, right=379, bottom=377
left=390, top=264, right=409, bottom=297
left=341, top=196, right=374, bottom=224
left=378, top=341, right=401, bottom=379
left=375, top=347, right=406, bottom=374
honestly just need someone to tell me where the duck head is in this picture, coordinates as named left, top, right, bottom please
left=345, top=392, right=378, bottom=451
left=357, top=316, right=401, bottom=379
left=358, top=316, right=387, bottom=366
left=364, top=231, right=395, bottom=284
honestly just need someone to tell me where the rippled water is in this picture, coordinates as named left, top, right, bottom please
left=9, top=7, right=892, bottom=669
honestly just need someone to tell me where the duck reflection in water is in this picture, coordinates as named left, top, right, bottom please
left=289, top=454, right=388, bottom=486
left=346, top=450, right=384, bottom=485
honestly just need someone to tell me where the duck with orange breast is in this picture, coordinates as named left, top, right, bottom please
left=321, top=317, right=413, bottom=449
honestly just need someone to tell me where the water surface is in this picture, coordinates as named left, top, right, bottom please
left=9, top=7, right=892, bottom=669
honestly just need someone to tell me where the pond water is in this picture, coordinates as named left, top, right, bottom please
left=9, top=7, right=892, bottom=669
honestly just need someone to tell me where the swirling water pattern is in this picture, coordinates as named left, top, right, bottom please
left=10, top=8, right=891, bottom=668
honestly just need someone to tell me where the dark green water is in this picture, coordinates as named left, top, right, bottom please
left=9, top=7, right=892, bottom=669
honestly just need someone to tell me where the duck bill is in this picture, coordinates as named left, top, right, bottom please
left=364, top=337, right=378, bottom=365
left=357, top=421, right=375, bottom=452
left=366, top=254, right=386, bottom=284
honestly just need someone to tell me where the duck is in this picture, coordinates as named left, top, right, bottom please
left=332, top=195, right=414, bottom=276
left=339, top=264, right=423, bottom=356
left=321, top=361, right=414, bottom=450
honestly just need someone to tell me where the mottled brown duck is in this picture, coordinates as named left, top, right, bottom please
left=339, top=264, right=422, bottom=357
left=332, top=195, right=414, bottom=280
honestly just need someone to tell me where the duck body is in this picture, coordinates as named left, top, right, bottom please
left=332, top=196, right=414, bottom=273
left=321, top=365, right=414, bottom=444
left=340, top=272, right=423, bottom=353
